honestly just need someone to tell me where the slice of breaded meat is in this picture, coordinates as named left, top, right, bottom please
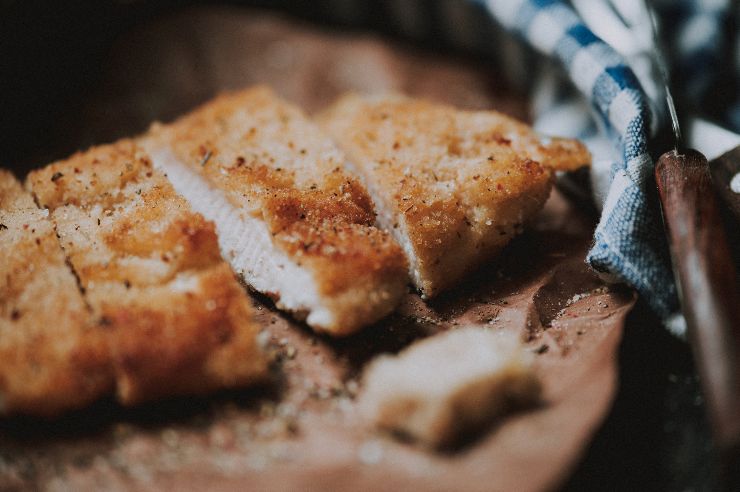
left=143, top=86, right=408, bottom=336
left=318, top=94, right=591, bottom=297
left=0, top=170, right=112, bottom=416
left=27, top=141, right=268, bottom=406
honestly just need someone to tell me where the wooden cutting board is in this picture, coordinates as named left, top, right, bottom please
left=0, top=8, right=635, bottom=492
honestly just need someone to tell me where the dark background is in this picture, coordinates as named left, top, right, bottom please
left=0, top=1, right=720, bottom=490
left=1, top=0, right=519, bottom=174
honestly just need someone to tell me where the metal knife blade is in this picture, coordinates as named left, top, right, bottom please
left=643, top=3, right=682, bottom=148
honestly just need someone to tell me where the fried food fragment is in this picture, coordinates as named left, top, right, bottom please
left=359, top=327, right=540, bottom=448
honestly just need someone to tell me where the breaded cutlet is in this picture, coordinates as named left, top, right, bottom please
left=0, top=170, right=112, bottom=416
left=143, top=86, right=408, bottom=336
left=318, top=94, right=591, bottom=297
left=27, top=141, right=268, bottom=406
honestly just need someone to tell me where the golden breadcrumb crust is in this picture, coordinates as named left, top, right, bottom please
left=0, top=169, right=36, bottom=211
left=0, top=172, right=112, bottom=416
left=359, top=327, right=540, bottom=448
left=27, top=140, right=268, bottom=407
left=318, top=94, right=591, bottom=297
left=147, top=86, right=408, bottom=335
left=104, top=263, right=268, bottom=404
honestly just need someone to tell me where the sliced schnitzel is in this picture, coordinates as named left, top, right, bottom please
left=143, top=87, right=408, bottom=336
left=318, top=94, right=591, bottom=297
left=0, top=170, right=111, bottom=416
left=27, top=142, right=268, bottom=407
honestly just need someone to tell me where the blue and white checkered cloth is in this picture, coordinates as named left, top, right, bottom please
left=310, top=0, right=740, bottom=334
left=482, top=0, right=739, bottom=334
left=485, top=0, right=680, bottom=325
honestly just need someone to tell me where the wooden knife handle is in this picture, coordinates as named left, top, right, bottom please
left=655, top=149, right=740, bottom=478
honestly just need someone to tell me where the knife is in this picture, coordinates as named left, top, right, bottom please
left=571, top=0, right=740, bottom=483
left=642, top=3, right=740, bottom=486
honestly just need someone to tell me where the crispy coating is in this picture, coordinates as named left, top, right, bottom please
left=359, top=327, right=540, bottom=448
left=103, top=263, right=267, bottom=404
left=318, top=94, right=591, bottom=297
left=0, top=170, right=36, bottom=211
left=0, top=172, right=112, bottom=416
left=145, top=86, right=408, bottom=335
left=27, top=140, right=268, bottom=407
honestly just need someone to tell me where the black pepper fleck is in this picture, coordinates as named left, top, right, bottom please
left=200, top=150, right=212, bottom=167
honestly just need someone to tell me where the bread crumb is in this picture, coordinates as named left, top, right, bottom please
left=358, top=440, right=384, bottom=465
left=358, top=326, right=540, bottom=448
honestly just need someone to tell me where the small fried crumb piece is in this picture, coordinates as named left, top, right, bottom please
left=359, top=327, right=540, bottom=448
